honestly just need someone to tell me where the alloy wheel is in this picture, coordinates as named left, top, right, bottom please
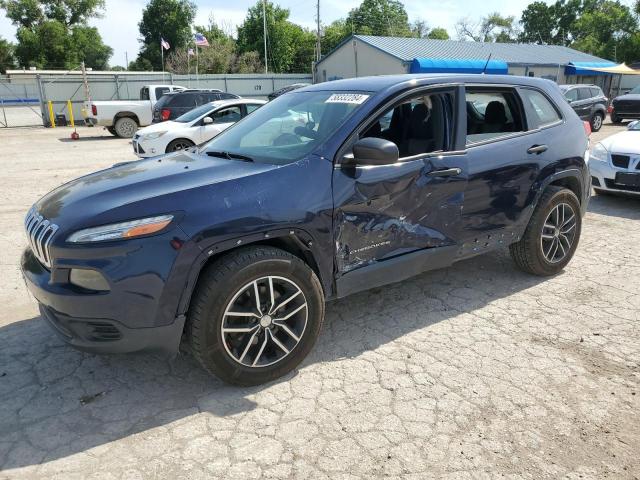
left=540, top=202, right=577, bottom=264
left=592, top=114, right=603, bottom=130
left=221, top=276, right=308, bottom=368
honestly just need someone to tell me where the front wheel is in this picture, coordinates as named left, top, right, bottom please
left=590, top=112, right=604, bottom=132
left=510, top=186, right=582, bottom=276
left=610, top=112, right=622, bottom=124
left=187, top=246, right=325, bottom=386
left=166, top=138, right=195, bottom=153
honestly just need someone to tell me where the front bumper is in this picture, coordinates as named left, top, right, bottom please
left=589, top=159, right=640, bottom=195
left=132, top=136, right=162, bottom=158
left=20, top=232, right=192, bottom=354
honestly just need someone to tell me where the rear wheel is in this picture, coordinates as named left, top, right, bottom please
left=187, top=246, right=325, bottom=386
left=590, top=112, right=604, bottom=132
left=166, top=138, right=195, bottom=152
left=610, top=112, right=622, bottom=124
left=114, top=117, right=138, bottom=138
left=510, top=186, right=582, bottom=276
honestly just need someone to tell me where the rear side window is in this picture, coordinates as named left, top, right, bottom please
left=170, top=93, right=197, bottom=108
left=590, top=87, right=603, bottom=98
left=520, top=89, right=562, bottom=129
left=246, top=103, right=262, bottom=114
left=219, top=92, right=238, bottom=100
left=155, top=87, right=170, bottom=100
left=577, top=88, right=593, bottom=100
left=465, top=89, right=524, bottom=144
left=140, top=87, right=150, bottom=100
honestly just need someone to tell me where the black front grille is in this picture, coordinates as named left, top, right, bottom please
left=86, top=322, right=122, bottom=342
left=611, top=154, right=630, bottom=169
left=605, top=179, right=640, bottom=192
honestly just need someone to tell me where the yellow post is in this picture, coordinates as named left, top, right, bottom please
left=47, top=100, right=55, bottom=128
left=66, top=100, right=75, bottom=128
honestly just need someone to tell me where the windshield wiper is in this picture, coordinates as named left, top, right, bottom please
left=206, top=150, right=254, bottom=162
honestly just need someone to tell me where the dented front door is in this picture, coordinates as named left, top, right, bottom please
left=332, top=154, right=468, bottom=275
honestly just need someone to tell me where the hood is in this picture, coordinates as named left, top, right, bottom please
left=600, top=130, right=640, bottom=153
left=34, top=151, right=278, bottom=229
left=614, top=94, right=640, bottom=102
left=136, top=121, right=183, bottom=135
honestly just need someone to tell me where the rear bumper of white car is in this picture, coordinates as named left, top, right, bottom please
left=589, top=156, right=640, bottom=195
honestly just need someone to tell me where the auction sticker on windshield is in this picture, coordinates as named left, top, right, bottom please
left=325, top=93, right=370, bottom=104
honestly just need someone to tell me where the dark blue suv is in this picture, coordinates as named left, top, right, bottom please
left=21, top=75, right=590, bottom=385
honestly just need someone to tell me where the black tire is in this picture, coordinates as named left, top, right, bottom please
left=610, top=113, right=622, bottom=124
left=187, top=246, right=325, bottom=386
left=106, top=126, right=117, bottom=136
left=166, top=138, right=195, bottom=153
left=113, top=116, right=138, bottom=138
left=590, top=112, right=604, bottom=132
left=510, top=186, right=582, bottom=276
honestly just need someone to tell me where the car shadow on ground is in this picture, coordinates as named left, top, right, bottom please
left=588, top=191, right=640, bottom=220
left=57, top=135, right=123, bottom=142
left=0, top=248, right=550, bottom=471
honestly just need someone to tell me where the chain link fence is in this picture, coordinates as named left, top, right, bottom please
left=1, top=71, right=312, bottom=128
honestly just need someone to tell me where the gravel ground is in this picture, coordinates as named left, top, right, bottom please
left=0, top=121, right=639, bottom=479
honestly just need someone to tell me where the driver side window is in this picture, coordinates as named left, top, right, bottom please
left=209, top=106, right=242, bottom=124
left=360, top=90, right=454, bottom=159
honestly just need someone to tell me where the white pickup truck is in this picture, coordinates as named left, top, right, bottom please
left=83, top=84, right=185, bottom=138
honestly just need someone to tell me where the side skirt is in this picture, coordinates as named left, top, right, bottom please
left=335, top=245, right=459, bottom=299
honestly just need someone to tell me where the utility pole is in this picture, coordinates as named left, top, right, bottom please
left=263, top=0, right=268, bottom=73
left=316, top=0, right=321, bottom=62
left=125, top=51, right=129, bottom=70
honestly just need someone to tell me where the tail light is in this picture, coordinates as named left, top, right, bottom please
left=161, top=109, right=171, bottom=121
left=607, top=104, right=613, bottom=114
left=583, top=121, right=591, bottom=136
left=91, top=104, right=97, bottom=116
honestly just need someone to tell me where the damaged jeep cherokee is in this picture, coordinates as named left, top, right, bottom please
left=22, top=75, right=590, bottom=385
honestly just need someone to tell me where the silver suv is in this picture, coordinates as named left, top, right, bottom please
left=560, top=84, right=608, bottom=132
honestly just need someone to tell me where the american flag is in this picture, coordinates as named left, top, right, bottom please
left=194, top=33, right=209, bottom=47
left=160, top=38, right=170, bottom=50
left=188, top=48, right=194, bottom=56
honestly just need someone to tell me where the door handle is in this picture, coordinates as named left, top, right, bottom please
left=527, top=144, right=548, bottom=154
left=427, top=167, right=462, bottom=177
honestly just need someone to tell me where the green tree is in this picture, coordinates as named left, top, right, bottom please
left=456, top=13, right=519, bottom=42
left=427, top=27, right=450, bottom=40
left=1, top=0, right=112, bottom=68
left=136, top=0, right=196, bottom=70
left=571, top=0, right=638, bottom=61
left=0, top=36, right=15, bottom=73
left=237, top=1, right=314, bottom=73
left=321, top=19, right=351, bottom=55
left=347, top=0, right=412, bottom=37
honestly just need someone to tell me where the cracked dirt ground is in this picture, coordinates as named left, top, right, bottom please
left=1, top=124, right=639, bottom=479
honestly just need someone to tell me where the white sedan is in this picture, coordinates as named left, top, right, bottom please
left=132, top=98, right=267, bottom=157
left=589, top=120, right=640, bottom=195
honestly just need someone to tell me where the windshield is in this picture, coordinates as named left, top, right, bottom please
left=203, top=90, right=371, bottom=165
left=630, top=85, right=640, bottom=94
left=629, top=121, right=640, bottom=131
left=175, top=103, right=214, bottom=123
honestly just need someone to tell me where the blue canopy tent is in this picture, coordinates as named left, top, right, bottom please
left=565, top=62, right=617, bottom=76
left=410, top=58, right=509, bottom=75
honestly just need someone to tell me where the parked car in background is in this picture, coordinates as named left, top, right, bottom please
left=267, top=83, right=311, bottom=101
left=152, top=89, right=240, bottom=123
left=610, top=85, right=640, bottom=123
left=559, top=84, right=608, bottom=132
left=589, top=120, right=640, bottom=195
left=21, top=74, right=589, bottom=386
left=82, top=84, right=185, bottom=138
left=133, top=99, right=266, bottom=157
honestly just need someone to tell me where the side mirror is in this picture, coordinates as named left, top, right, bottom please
left=627, top=120, right=639, bottom=130
left=203, top=117, right=213, bottom=125
left=348, top=137, right=399, bottom=166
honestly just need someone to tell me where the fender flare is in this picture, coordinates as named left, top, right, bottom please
left=174, top=228, right=326, bottom=317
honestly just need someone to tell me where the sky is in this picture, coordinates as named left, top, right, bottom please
left=0, top=0, right=634, bottom=68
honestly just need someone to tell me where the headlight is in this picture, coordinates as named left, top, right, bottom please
left=589, top=143, right=608, bottom=163
left=66, top=215, right=174, bottom=243
left=144, top=131, right=167, bottom=140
